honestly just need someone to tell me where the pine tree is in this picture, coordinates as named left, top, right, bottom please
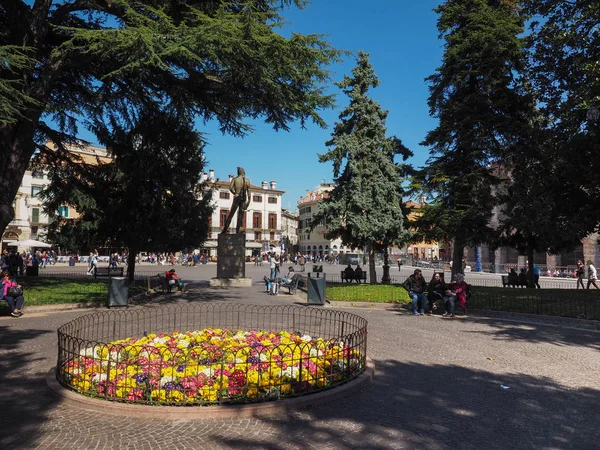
left=418, top=0, right=530, bottom=278
left=313, top=51, right=412, bottom=284
left=0, top=1, right=340, bottom=237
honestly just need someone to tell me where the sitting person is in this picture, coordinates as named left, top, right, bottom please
left=1, top=271, right=24, bottom=317
left=343, top=264, right=354, bottom=281
left=443, top=273, right=468, bottom=317
left=518, top=268, right=528, bottom=287
left=507, top=268, right=519, bottom=287
left=281, top=266, right=295, bottom=284
left=165, top=269, right=184, bottom=291
left=427, top=272, right=446, bottom=315
left=354, top=265, right=364, bottom=282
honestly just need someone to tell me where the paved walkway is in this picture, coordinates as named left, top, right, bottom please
left=1, top=281, right=599, bottom=449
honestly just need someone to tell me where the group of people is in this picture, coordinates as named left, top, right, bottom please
left=1, top=249, right=56, bottom=276
left=403, top=269, right=468, bottom=317
left=263, top=252, right=296, bottom=295
left=506, top=266, right=541, bottom=288
left=343, top=264, right=364, bottom=282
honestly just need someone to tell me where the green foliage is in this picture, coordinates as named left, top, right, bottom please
left=313, top=52, right=412, bottom=277
left=417, top=0, right=529, bottom=273
left=523, top=0, right=600, bottom=230
left=326, top=283, right=411, bottom=304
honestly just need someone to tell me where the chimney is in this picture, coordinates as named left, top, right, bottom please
left=200, top=172, right=207, bottom=182
left=270, top=180, right=276, bottom=190
left=262, top=181, right=268, bottom=190
left=209, top=169, right=214, bottom=181
left=229, top=174, right=234, bottom=182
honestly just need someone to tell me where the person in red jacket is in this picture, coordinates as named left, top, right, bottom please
left=165, top=269, right=185, bottom=291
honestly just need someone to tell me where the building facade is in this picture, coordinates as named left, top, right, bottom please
left=281, top=209, right=299, bottom=254
left=201, top=170, right=284, bottom=257
left=1, top=143, right=110, bottom=253
left=297, top=182, right=356, bottom=258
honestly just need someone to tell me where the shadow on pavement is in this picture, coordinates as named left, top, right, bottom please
left=460, top=318, right=600, bottom=350
left=0, top=324, right=59, bottom=449
left=216, top=360, right=600, bottom=449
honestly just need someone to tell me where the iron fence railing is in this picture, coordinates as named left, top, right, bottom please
left=469, top=287, right=600, bottom=320
left=56, top=304, right=368, bottom=406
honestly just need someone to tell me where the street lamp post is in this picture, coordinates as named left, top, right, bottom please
left=381, top=245, right=391, bottom=284
left=476, top=247, right=482, bottom=272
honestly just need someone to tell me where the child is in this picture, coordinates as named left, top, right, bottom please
left=165, top=269, right=185, bottom=291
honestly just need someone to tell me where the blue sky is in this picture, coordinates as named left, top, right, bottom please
left=200, top=1, right=444, bottom=210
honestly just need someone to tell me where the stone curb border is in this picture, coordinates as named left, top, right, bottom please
left=46, top=359, right=375, bottom=419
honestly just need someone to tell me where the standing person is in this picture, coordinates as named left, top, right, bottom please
left=587, top=260, right=599, bottom=289
left=533, top=264, right=541, bottom=289
left=427, top=272, right=446, bottom=316
left=576, top=260, right=585, bottom=289
left=299, top=255, right=306, bottom=272
left=269, top=253, right=280, bottom=281
left=397, top=258, right=402, bottom=271
left=403, top=269, right=428, bottom=316
left=221, top=167, right=251, bottom=234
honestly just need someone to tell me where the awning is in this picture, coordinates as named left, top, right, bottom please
left=246, top=242, right=262, bottom=248
left=18, top=239, right=52, bottom=248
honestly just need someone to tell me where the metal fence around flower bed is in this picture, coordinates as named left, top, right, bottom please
left=56, top=303, right=368, bottom=405
left=469, top=287, right=600, bottom=320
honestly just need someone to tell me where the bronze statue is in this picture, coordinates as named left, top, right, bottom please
left=221, top=167, right=251, bottom=234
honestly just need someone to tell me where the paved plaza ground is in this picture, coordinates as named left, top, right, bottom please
left=1, top=264, right=599, bottom=449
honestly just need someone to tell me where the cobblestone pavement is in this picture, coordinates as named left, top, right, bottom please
left=1, top=281, right=599, bottom=450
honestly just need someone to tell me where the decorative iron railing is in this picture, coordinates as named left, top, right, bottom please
left=56, top=304, right=368, bottom=405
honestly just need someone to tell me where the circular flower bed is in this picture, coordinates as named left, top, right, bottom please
left=57, top=305, right=367, bottom=406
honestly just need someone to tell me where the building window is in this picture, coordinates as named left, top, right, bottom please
left=268, top=197, right=277, bottom=204
left=220, top=209, right=229, bottom=228
left=253, top=212, right=262, bottom=228
left=219, top=191, right=230, bottom=199
left=253, top=195, right=262, bottom=202
left=306, top=234, right=310, bottom=240
left=270, top=232, right=275, bottom=241
left=268, top=213, right=277, bottom=229
left=58, top=206, right=69, bottom=218
left=307, top=207, right=311, bottom=213
left=32, top=170, right=44, bottom=179
left=31, top=208, right=40, bottom=223
left=31, top=186, right=43, bottom=197
left=254, top=231, right=261, bottom=241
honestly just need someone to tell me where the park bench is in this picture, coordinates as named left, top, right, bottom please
left=281, top=273, right=302, bottom=295
left=340, top=270, right=367, bottom=283
left=93, top=267, right=124, bottom=278
left=156, top=273, right=173, bottom=294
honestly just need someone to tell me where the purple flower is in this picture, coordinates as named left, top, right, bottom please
left=247, top=356, right=261, bottom=364
left=133, top=374, right=147, bottom=383
left=163, top=381, right=181, bottom=392
left=176, top=365, right=185, bottom=372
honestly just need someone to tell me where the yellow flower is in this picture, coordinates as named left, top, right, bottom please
left=247, top=370, right=259, bottom=384
left=151, top=389, right=167, bottom=401
left=246, top=387, right=261, bottom=399
left=200, top=386, right=218, bottom=402
left=168, top=390, right=185, bottom=402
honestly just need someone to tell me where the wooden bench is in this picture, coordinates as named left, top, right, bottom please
left=93, top=267, right=124, bottom=278
left=281, top=273, right=302, bottom=295
left=340, top=271, right=367, bottom=283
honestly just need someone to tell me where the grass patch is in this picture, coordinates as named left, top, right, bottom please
left=0, top=277, right=148, bottom=308
left=326, top=283, right=411, bottom=303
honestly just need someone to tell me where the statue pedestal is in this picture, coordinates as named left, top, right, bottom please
left=209, top=233, right=252, bottom=287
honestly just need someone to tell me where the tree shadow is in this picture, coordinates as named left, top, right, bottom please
left=459, top=317, right=600, bottom=350
left=0, top=324, right=58, bottom=449
left=215, top=360, right=600, bottom=449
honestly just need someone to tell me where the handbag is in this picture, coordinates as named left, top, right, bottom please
left=8, top=286, right=23, bottom=297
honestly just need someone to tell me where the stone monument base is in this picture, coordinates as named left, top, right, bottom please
left=209, top=277, right=253, bottom=287
left=214, top=233, right=248, bottom=285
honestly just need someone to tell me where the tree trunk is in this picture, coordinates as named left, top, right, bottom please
left=0, top=122, right=38, bottom=237
left=451, top=239, right=465, bottom=281
left=368, top=245, right=377, bottom=284
left=127, top=247, right=137, bottom=283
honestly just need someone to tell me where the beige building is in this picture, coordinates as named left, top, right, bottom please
left=297, top=182, right=357, bottom=258
left=281, top=209, right=299, bottom=254
left=1, top=142, right=110, bottom=252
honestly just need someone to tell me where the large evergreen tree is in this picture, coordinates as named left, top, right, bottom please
left=417, top=0, right=530, bottom=278
left=0, top=0, right=340, bottom=237
left=523, top=0, right=600, bottom=230
left=41, top=110, right=213, bottom=281
left=313, top=51, right=412, bottom=284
